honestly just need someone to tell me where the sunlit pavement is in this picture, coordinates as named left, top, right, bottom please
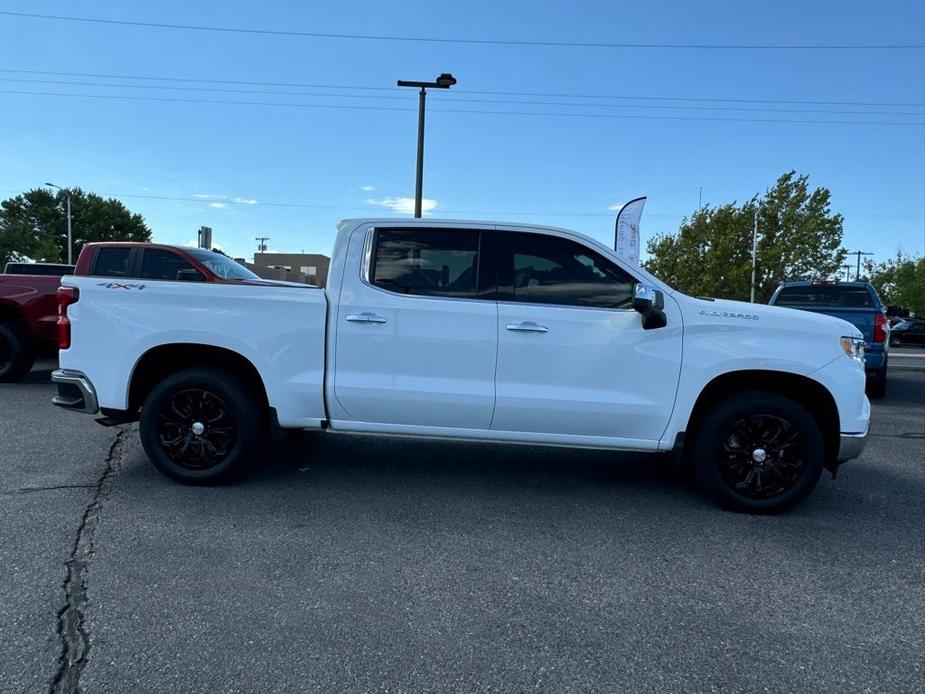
left=2, top=357, right=923, bottom=693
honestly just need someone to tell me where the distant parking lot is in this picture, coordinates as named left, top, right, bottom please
left=2, top=351, right=924, bottom=693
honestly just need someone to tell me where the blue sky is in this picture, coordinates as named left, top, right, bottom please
left=0, top=0, right=923, bottom=263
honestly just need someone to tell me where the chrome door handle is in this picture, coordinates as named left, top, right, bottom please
left=506, top=321, right=548, bottom=333
left=346, top=312, right=388, bottom=324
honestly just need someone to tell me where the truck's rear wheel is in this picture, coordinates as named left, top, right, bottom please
left=139, top=368, right=262, bottom=484
left=692, top=391, right=824, bottom=513
left=0, top=320, right=34, bottom=383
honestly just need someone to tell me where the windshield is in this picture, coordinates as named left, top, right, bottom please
left=187, top=250, right=260, bottom=280
left=773, top=285, right=874, bottom=308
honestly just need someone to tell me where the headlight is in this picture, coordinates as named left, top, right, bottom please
left=840, top=336, right=865, bottom=361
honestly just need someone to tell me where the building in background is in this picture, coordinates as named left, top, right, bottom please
left=252, top=252, right=331, bottom=287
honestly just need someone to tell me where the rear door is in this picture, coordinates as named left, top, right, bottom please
left=491, top=229, right=681, bottom=444
left=332, top=226, right=498, bottom=429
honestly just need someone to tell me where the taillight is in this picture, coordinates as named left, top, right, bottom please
left=57, top=286, right=79, bottom=349
left=873, top=312, right=887, bottom=343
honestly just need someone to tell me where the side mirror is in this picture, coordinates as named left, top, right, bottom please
left=176, top=268, right=206, bottom=282
left=632, top=283, right=667, bottom=330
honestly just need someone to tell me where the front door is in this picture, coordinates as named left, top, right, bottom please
left=491, top=230, right=681, bottom=445
left=333, top=226, right=497, bottom=430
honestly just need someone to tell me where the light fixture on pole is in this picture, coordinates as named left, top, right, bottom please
left=397, top=73, right=457, bottom=218
left=45, top=182, right=73, bottom=264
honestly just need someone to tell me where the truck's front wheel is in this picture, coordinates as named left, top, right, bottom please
left=139, top=368, right=262, bottom=484
left=692, top=391, right=824, bottom=513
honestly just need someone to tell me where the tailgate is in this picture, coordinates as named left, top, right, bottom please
left=783, top=307, right=875, bottom=342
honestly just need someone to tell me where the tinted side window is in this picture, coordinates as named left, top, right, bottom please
left=504, top=232, right=635, bottom=309
left=371, top=229, right=479, bottom=298
left=141, top=249, right=196, bottom=281
left=93, top=248, right=132, bottom=277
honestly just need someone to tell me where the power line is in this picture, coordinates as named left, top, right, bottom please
left=2, top=77, right=921, bottom=117
left=1, top=11, right=922, bottom=50
left=2, top=68, right=921, bottom=109
left=1, top=89, right=922, bottom=126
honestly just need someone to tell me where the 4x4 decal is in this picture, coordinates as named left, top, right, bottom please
left=97, top=282, right=147, bottom=290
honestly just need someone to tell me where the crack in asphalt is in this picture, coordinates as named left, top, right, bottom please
left=1, top=485, right=97, bottom=495
left=49, top=429, right=127, bottom=694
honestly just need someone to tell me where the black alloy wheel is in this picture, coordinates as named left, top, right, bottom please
left=140, top=368, right=262, bottom=484
left=692, top=391, right=824, bottom=513
left=717, top=414, right=804, bottom=499
left=157, top=388, right=237, bottom=470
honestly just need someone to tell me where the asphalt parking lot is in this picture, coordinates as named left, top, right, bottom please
left=2, top=352, right=923, bottom=694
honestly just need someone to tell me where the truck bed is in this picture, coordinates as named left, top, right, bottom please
left=59, top=277, right=328, bottom=428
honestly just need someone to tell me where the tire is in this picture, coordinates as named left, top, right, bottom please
left=692, top=391, right=825, bottom=514
left=867, top=368, right=887, bottom=399
left=139, top=368, right=263, bottom=484
left=0, top=321, right=35, bottom=383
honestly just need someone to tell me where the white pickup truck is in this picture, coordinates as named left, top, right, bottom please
left=52, top=218, right=870, bottom=512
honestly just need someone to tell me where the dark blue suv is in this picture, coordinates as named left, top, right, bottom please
left=769, top=280, right=889, bottom=398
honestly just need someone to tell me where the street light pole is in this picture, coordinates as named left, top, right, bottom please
left=750, top=208, right=758, bottom=303
left=45, top=182, right=73, bottom=264
left=397, top=73, right=456, bottom=219
left=414, top=87, right=427, bottom=219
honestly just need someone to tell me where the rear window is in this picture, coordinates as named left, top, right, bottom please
left=773, top=285, right=874, bottom=308
left=3, top=263, right=74, bottom=276
left=141, top=249, right=196, bottom=281
left=92, top=248, right=132, bottom=278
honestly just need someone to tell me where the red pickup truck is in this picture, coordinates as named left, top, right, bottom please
left=0, top=269, right=70, bottom=381
left=2, top=243, right=271, bottom=382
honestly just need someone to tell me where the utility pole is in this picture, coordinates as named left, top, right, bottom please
left=841, top=264, right=852, bottom=281
left=847, top=250, right=873, bottom=281
left=750, top=208, right=759, bottom=303
left=698, top=186, right=703, bottom=210
left=45, top=182, right=73, bottom=264
left=397, top=73, right=457, bottom=218
left=255, top=237, right=270, bottom=254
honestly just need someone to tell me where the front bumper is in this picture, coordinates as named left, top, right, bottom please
left=837, top=426, right=869, bottom=463
left=51, top=369, right=100, bottom=414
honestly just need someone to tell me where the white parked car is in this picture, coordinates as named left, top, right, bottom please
left=52, top=219, right=870, bottom=512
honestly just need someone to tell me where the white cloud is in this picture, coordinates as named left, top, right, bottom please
left=360, top=185, right=375, bottom=192
left=232, top=197, right=258, bottom=205
left=367, top=196, right=437, bottom=215
left=194, top=193, right=220, bottom=199
left=209, top=202, right=227, bottom=209
left=608, top=204, right=623, bottom=211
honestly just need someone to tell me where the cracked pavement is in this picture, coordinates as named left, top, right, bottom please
left=1, top=357, right=923, bottom=693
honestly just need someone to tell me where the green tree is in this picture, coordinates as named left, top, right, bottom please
left=644, top=172, right=846, bottom=303
left=0, top=187, right=152, bottom=267
left=865, top=252, right=925, bottom=315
